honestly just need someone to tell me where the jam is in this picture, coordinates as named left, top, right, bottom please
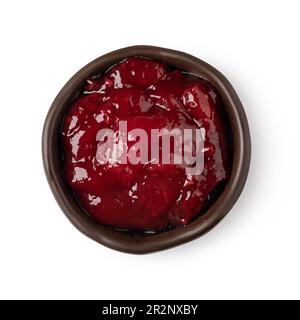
left=61, top=57, right=230, bottom=231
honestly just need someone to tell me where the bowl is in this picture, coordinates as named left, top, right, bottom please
left=42, top=45, right=251, bottom=254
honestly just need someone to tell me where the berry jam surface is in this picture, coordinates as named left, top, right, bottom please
left=61, top=57, right=230, bottom=232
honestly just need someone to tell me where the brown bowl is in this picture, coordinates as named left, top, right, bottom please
left=42, top=45, right=251, bottom=254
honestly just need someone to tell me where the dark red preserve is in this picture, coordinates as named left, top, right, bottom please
left=62, top=57, right=229, bottom=231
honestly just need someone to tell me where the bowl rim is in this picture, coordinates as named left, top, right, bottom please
left=42, top=45, right=251, bottom=254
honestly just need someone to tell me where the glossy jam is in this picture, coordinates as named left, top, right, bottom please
left=61, top=57, right=229, bottom=231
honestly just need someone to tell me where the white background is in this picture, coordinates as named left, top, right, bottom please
left=0, top=0, right=299, bottom=300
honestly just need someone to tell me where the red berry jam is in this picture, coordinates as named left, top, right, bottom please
left=61, top=57, right=230, bottom=231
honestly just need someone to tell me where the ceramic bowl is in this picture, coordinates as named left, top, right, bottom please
left=42, top=45, right=251, bottom=254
